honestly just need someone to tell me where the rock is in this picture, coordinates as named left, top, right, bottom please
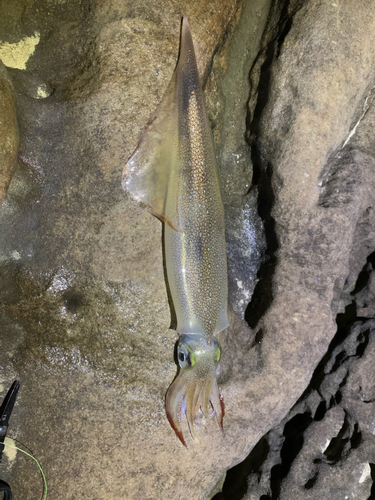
left=0, top=62, right=19, bottom=204
left=2, top=0, right=375, bottom=498
left=216, top=257, right=375, bottom=499
left=355, top=260, right=375, bottom=318
left=275, top=314, right=375, bottom=500
left=0, top=1, right=270, bottom=499
left=244, top=0, right=375, bottom=454
left=225, top=191, right=266, bottom=319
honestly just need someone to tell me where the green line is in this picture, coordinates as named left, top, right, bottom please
left=2, top=441, right=47, bottom=500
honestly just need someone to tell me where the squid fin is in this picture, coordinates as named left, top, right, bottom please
left=122, top=67, right=181, bottom=230
left=123, top=18, right=204, bottom=232
left=123, top=18, right=199, bottom=232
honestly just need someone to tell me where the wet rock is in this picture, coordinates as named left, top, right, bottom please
left=2, top=0, right=375, bottom=499
left=0, top=0, right=270, bottom=499
left=213, top=0, right=375, bottom=496
left=0, top=62, right=19, bottom=204
left=225, top=190, right=266, bottom=318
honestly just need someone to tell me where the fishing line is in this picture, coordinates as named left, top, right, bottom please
left=2, top=440, right=47, bottom=500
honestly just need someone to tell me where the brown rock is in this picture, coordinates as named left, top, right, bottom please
left=1, top=0, right=375, bottom=499
left=0, top=62, right=19, bottom=204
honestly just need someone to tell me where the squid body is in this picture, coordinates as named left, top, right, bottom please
left=122, top=17, right=228, bottom=446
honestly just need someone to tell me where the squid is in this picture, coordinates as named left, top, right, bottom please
left=122, top=17, right=228, bottom=446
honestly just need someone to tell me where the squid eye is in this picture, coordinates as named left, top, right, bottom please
left=177, top=344, right=189, bottom=368
left=179, top=351, right=186, bottom=363
left=177, top=343, right=195, bottom=368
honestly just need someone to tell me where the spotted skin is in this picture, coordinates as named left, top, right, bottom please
left=123, top=17, right=228, bottom=446
left=164, top=88, right=228, bottom=338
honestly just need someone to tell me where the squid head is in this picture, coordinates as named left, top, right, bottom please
left=166, top=335, right=224, bottom=446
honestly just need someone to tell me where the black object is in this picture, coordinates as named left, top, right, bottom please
left=0, top=381, right=20, bottom=500
left=0, top=479, right=12, bottom=500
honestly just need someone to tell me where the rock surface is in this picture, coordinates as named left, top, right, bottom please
left=1, top=0, right=375, bottom=499
left=215, top=255, right=375, bottom=500
left=0, top=62, right=19, bottom=204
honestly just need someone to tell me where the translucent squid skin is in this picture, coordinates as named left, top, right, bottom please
left=164, top=19, right=228, bottom=446
left=164, top=19, right=228, bottom=340
left=123, top=17, right=228, bottom=446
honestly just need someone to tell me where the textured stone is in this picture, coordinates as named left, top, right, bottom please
left=0, top=62, right=19, bottom=204
left=2, top=0, right=375, bottom=499
left=215, top=0, right=375, bottom=497
left=0, top=0, right=269, bottom=499
left=245, top=0, right=375, bottom=442
left=225, top=191, right=266, bottom=318
left=216, top=258, right=375, bottom=500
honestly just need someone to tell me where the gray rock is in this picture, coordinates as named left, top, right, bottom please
left=225, top=191, right=266, bottom=319
left=225, top=295, right=375, bottom=500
